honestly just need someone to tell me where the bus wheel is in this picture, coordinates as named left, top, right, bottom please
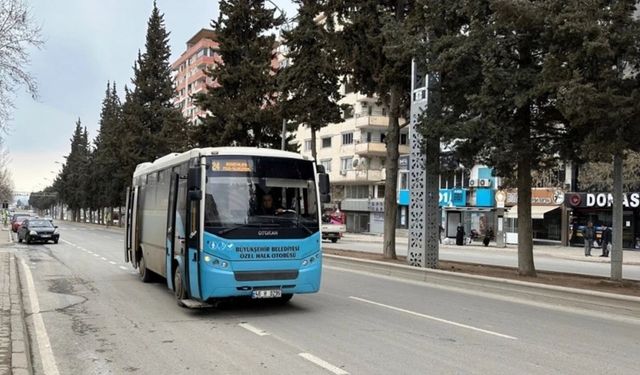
left=138, top=254, right=153, bottom=283
left=174, top=268, right=187, bottom=306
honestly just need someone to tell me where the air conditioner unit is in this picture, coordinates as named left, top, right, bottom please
left=478, top=178, right=492, bottom=187
left=468, top=179, right=477, bottom=187
left=340, top=170, right=347, bottom=176
left=351, top=158, right=359, bottom=169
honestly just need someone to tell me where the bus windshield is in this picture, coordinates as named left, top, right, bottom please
left=204, top=156, right=319, bottom=238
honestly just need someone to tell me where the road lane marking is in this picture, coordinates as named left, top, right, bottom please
left=109, top=261, right=116, bottom=265
left=238, top=322, right=270, bottom=336
left=349, top=296, right=517, bottom=340
left=119, top=266, right=128, bottom=271
left=20, top=257, right=61, bottom=375
left=298, top=353, right=349, bottom=375
left=93, top=253, right=99, bottom=257
left=101, top=257, right=107, bottom=261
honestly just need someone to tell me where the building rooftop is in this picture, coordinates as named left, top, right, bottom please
left=186, top=28, right=217, bottom=49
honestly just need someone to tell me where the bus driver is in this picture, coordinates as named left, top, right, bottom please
left=258, top=193, right=284, bottom=215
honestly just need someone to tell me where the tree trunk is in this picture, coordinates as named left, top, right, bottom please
left=517, top=154, right=536, bottom=276
left=118, top=206, right=122, bottom=227
left=310, top=127, right=318, bottom=164
left=611, top=153, right=623, bottom=281
left=383, top=85, right=401, bottom=259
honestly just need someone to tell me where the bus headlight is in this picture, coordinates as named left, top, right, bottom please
left=209, top=256, right=229, bottom=269
left=301, top=253, right=320, bottom=268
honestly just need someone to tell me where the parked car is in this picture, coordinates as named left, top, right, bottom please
left=10, top=214, right=31, bottom=233
left=17, top=219, right=59, bottom=244
left=321, top=211, right=346, bottom=243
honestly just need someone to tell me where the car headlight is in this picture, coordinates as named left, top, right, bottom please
left=29, top=230, right=37, bottom=236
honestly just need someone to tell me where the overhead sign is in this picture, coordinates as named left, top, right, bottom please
left=212, top=159, right=252, bottom=172
left=565, top=192, right=640, bottom=208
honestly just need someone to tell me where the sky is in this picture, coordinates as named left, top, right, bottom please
left=6, top=0, right=296, bottom=194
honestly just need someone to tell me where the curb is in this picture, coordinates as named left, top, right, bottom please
left=323, top=254, right=640, bottom=320
left=57, top=219, right=124, bottom=234
left=9, top=253, right=32, bottom=375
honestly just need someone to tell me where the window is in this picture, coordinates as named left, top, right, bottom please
left=322, top=137, right=332, bottom=148
left=341, top=157, right=353, bottom=171
left=304, top=140, right=312, bottom=151
left=375, top=184, right=385, bottom=198
left=400, top=172, right=409, bottom=190
left=320, top=159, right=332, bottom=172
left=380, top=133, right=386, bottom=144
left=400, top=133, right=408, bottom=145
left=343, top=106, right=354, bottom=119
left=366, top=132, right=372, bottom=143
left=342, top=132, right=353, bottom=145
left=345, top=185, right=369, bottom=199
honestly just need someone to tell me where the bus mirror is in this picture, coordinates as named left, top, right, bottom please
left=318, top=173, right=330, bottom=195
left=188, top=190, right=202, bottom=201
left=187, top=167, right=201, bottom=190
left=320, top=193, right=331, bottom=204
left=316, top=165, right=326, bottom=174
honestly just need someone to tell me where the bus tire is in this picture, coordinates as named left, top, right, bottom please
left=174, top=268, right=187, bottom=306
left=138, top=253, right=153, bottom=283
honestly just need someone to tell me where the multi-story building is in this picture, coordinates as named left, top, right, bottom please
left=294, top=85, right=409, bottom=234
left=171, top=28, right=219, bottom=124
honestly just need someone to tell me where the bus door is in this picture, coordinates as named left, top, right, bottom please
left=165, top=173, right=180, bottom=290
left=124, top=186, right=139, bottom=267
left=185, top=166, right=202, bottom=300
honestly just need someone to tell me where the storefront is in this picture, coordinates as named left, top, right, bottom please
left=503, top=188, right=564, bottom=244
left=565, top=192, right=640, bottom=249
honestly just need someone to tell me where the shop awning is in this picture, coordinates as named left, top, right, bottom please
left=505, top=205, right=560, bottom=219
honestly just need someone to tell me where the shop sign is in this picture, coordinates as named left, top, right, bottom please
left=399, top=155, right=409, bottom=170
left=439, top=188, right=466, bottom=207
left=368, top=200, right=385, bottom=212
left=565, top=192, right=640, bottom=208
left=505, top=188, right=564, bottom=206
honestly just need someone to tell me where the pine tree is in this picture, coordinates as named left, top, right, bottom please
left=324, top=0, right=415, bottom=259
left=58, top=119, right=91, bottom=221
left=279, top=0, right=344, bottom=161
left=125, top=2, right=188, bottom=162
left=194, top=0, right=284, bottom=148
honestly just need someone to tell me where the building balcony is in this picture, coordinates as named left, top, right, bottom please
left=355, top=115, right=390, bottom=129
left=355, top=142, right=409, bottom=157
left=331, top=169, right=385, bottom=183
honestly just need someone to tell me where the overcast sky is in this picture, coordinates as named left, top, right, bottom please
left=6, top=0, right=296, bottom=193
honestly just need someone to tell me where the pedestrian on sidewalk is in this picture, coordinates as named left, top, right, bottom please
left=456, top=223, right=465, bottom=246
left=439, top=224, right=444, bottom=244
left=584, top=221, right=595, bottom=257
left=600, top=224, right=612, bottom=257
left=483, top=227, right=494, bottom=247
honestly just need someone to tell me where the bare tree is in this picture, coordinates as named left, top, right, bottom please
left=0, top=0, right=43, bottom=131
left=0, top=138, right=13, bottom=202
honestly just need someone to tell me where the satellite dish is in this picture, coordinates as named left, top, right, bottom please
left=352, top=158, right=359, bottom=169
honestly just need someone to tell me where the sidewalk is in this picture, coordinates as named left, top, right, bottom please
left=341, top=232, right=640, bottom=266
left=0, top=226, right=31, bottom=374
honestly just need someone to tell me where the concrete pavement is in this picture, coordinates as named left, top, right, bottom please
left=0, top=226, right=31, bottom=374
left=340, top=232, right=640, bottom=265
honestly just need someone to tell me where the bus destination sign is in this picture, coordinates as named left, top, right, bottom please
left=211, top=160, right=252, bottom=172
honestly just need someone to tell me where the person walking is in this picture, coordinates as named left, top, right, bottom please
left=455, top=223, right=465, bottom=246
left=600, top=224, right=612, bottom=257
left=583, top=221, right=595, bottom=257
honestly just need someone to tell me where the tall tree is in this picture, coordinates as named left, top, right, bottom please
left=0, top=0, right=43, bottom=130
left=419, top=1, right=583, bottom=276
left=550, top=0, right=640, bottom=280
left=58, top=119, right=91, bottom=221
left=279, top=0, right=344, bottom=161
left=125, top=2, right=188, bottom=162
left=194, top=0, right=284, bottom=148
left=325, top=0, right=415, bottom=260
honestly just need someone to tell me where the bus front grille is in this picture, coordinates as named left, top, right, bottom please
left=234, top=270, right=299, bottom=281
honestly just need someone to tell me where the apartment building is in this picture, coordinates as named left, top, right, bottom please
left=171, top=29, right=220, bottom=124
left=295, top=85, right=410, bottom=233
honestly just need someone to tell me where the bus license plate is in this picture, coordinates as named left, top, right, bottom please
left=252, top=289, right=282, bottom=299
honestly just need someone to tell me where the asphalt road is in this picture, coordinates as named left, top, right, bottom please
left=325, top=238, right=640, bottom=281
left=10, top=222, right=640, bottom=374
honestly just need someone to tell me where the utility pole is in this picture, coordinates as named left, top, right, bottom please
left=611, top=153, right=623, bottom=281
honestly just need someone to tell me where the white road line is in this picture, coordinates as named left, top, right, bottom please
left=298, top=353, right=349, bottom=375
left=100, top=257, right=107, bottom=261
left=238, top=323, right=270, bottom=336
left=109, top=261, right=116, bottom=265
left=20, top=257, right=61, bottom=375
left=349, top=296, right=517, bottom=340
left=119, top=266, right=128, bottom=271
left=92, top=254, right=99, bottom=257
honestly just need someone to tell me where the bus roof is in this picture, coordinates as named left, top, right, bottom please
left=133, top=147, right=309, bottom=178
